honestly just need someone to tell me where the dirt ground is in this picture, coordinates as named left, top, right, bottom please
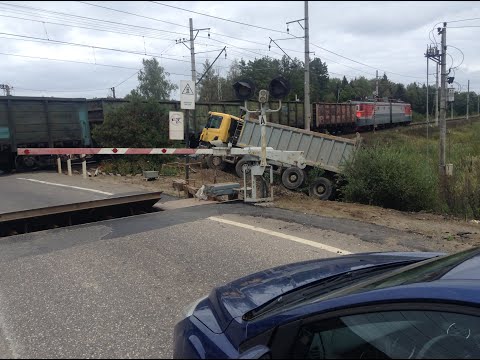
left=85, top=163, right=480, bottom=253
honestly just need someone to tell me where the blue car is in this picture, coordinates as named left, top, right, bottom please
left=173, top=247, right=480, bottom=359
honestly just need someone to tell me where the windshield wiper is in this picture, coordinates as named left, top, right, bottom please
left=242, top=261, right=417, bottom=321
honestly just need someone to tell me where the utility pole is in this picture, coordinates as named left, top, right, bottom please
left=477, top=94, right=479, bottom=115
left=304, top=0, right=311, bottom=131
left=467, top=79, right=470, bottom=123
left=426, top=47, right=429, bottom=124
left=110, top=87, right=116, bottom=99
left=176, top=19, right=210, bottom=182
left=439, top=22, right=447, bottom=176
left=435, top=62, right=439, bottom=125
left=375, top=70, right=379, bottom=98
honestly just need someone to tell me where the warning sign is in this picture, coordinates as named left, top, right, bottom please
left=169, top=111, right=184, bottom=140
left=180, top=80, right=195, bottom=110
left=259, top=114, right=267, bottom=125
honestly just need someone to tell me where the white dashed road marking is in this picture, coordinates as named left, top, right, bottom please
left=17, top=178, right=113, bottom=196
left=208, top=216, right=352, bottom=255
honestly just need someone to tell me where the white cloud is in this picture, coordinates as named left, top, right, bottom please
left=1, top=1, right=480, bottom=98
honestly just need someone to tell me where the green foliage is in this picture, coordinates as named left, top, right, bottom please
left=101, top=156, right=178, bottom=176
left=130, top=58, right=177, bottom=100
left=340, top=143, right=439, bottom=212
left=91, top=97, right=171, bottom=148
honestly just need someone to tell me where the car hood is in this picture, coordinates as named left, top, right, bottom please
left=193, top=252, right=443, bottom=334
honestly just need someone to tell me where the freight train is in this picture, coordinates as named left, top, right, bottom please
left=0, top=96, right=91, bottom=171
left=312, top=99, right=413, bottom=134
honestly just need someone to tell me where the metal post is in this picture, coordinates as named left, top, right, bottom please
left=57, top=156, right=62, bottom=174
left=82, top=154, right=87, bottom=179
left=304, top=0, right=311, bottom=131
left=67, top=156, right=72, bottom=176
left=186, top=17, right=197, bottom=182
left=451, top=102, right=453, bottom=120
left=439, top=23, right=447, bottom=175
left=426, top=52, right=429, bottom=124
left=426, top=52, right=430, bottom=159
left=467, top=79, right=470, bottom=123
left=260, top=103, right=267, bottom=167
left=435, top=62, right=439, bottom=126
left=477, top=94, right=479, bottom=115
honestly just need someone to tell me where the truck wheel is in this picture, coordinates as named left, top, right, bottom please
left=281, top=167, right=305, bottom=190
left=235, top=158, right=251, bottom=178
left=206, top=155, right=226, bottom=171
left=309, top=177, right=333, bottom=200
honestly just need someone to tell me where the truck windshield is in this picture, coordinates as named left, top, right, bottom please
left=205, top=115, right=223, bottom=129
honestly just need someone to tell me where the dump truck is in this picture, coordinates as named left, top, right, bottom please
left=199, top=111, right=361, bottom=200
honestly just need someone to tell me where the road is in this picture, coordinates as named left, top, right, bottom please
left=0, top=172, right=433, bottom=358
left=0, top=171, right=170, bottom=214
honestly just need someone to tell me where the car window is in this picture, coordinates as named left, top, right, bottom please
left=291, top=310, right=480, bottom=359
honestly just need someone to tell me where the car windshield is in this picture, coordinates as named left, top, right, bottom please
left=205, top=115, right=223, bottom=129
left=312, top=247, right=480, bottom=304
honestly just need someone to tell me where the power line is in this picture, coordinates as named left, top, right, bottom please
left=149, top=1, right=288, bottom=34
left=14, top=86, right=109, bottom=93
left=0, top=5, right=189, bottom=38
left=448, top=17, right=480, bottom=23
left=0, top=32, right=194, bottom=64
left=449, top=25, right=480, bottom=28
left=0, top=51, right=141, bottom=70
left=77, top=1, right=189, bottom=29
left=149, top=1, right=425, bottom=79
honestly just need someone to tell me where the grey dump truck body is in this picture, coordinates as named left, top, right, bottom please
left=236, top=119, right=359, bottom=174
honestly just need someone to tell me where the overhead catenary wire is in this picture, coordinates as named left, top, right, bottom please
left=149, top=0, right=425, bottom=79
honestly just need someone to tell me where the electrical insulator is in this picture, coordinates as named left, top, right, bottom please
left=287, top=26, right=289, bottom=33
left=208, top=32, right=210, bottom=38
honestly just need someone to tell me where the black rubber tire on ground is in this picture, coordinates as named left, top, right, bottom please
left=281, top=167, right=305, bottom=190
left=206, top=155, right=226, bottom=171
left=235, top=158, right=251, bottom=178
left=309, top=177, right=334, bottom=200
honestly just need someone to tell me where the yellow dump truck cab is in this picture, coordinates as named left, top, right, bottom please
left=199, top=112, right=242, bottom=146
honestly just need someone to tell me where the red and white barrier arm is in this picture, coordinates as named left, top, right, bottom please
left=17, top=148, right=214, bottom=156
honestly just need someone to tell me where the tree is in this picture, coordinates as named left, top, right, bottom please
left=131, top=58, right=177, bottom=100
left=197, top=60, right=221, bottom=102
left=92, top=97, right=170, bottom=148
left=309, top=57, right=329, bottom=102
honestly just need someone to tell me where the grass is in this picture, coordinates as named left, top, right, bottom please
left=340, top=121, right=480, bottom=219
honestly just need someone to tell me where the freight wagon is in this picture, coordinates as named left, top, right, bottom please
left=0, top=96, right=91, bottom=171
left=313, top=100, right=412, bottom=134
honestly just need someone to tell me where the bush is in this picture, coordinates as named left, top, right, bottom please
left=339, top=143, right=439, bottom=212
left=444, top=156, right=480, bottom=219
left=92, top=97, right=173, bottom=148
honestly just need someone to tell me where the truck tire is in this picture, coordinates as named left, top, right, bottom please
left=206, top=155, right=226, bottom=171
left=281, top=167, right=305, bottom=190
left=309, top=177, right=333, bottom=200
left=235, top=158, right=251, bottom=178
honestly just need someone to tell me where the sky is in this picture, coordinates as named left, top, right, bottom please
left=1, top=1, right=480, bottom=100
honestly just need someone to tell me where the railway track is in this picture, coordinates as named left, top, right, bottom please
left=409, top=115, right=480, bottom=128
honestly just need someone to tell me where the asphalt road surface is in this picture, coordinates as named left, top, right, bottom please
left=0, top=171, right=166, bottom=214
left=0, top=171, right=434, bottom=358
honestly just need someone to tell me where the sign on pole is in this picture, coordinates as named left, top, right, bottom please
left=169, top=111, right=184, bottom=140
left=448, top=88, right=455, bottom=102
left=180, top=80, right=195, bottom=110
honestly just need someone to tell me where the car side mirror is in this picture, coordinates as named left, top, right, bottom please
left=238, top=345, right=271, bottom=359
